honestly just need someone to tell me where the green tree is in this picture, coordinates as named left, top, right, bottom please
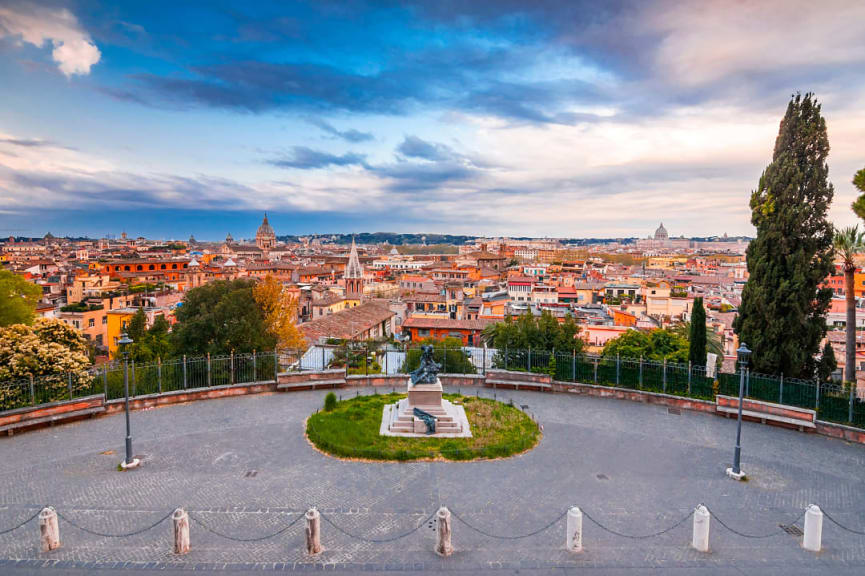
left=850, top=167, right=865, bottom=219
left=601, top=328, right=689, bottom=363
left=688, top=297, right=707, bottom=366
left=403, top=337, right=476, bottom=374
left=734, top=93, right=835, bottom=378
left=833, top=226, right=864, bottom=383
left=126, top=308, right=148, bottom=343
left=171, top=279, right=276, bottom=356
left=816, top=341, right=837, bottom=382
left=484, top=310, right=583, bottom=352
left=0, top=270, right=41, bottom=327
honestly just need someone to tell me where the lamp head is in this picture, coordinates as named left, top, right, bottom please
left=737, top=343, right=751, bottom=367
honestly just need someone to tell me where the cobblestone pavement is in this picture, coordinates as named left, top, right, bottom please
left=0, top=386, right=864, bottom=574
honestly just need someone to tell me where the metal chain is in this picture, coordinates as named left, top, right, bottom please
left=449, top=508, right=568, bottom=540
left=0, top=509, right=42, bottom=536
left=320, top=510, right=437, bottom=543
left=821, top=509, right=865, bottom=536
left=581, top=508, right=693, bottom=540
left=188, top=511, right=303, bottom=542
left=56, top=509, right=174, bottom=538
left=703, top=506, right=806, bottom=539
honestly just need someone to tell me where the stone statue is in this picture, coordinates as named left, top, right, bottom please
left=410, top=345, right=441, bottom=386
left=413, top=407, right=436, bottom=434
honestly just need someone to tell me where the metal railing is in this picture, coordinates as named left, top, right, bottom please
left=2, top=345, right=863, bottom=430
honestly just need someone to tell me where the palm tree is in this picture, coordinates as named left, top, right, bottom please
left=833, top=226, right=865, bottom=383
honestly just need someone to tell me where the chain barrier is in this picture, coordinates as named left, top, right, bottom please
left=449, top=508, right=568, bottom=540
left=821, top=509, right=865, bottom=536
left=320, top=509, right=437, bottom=543
left=188, top=511, right=304, bottom=542
left=0, top=508, right=42, bottom=536
left=702, top=505, right=806, bottom=539
left=581, top=508, right=694, bottom=540
left=56, top=509, right=175, bottom=538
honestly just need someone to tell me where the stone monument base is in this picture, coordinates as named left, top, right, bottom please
left=380, top=379, right=472, bottom=438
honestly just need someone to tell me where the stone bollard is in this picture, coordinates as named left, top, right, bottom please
left=305, top=508, right=322, bottom=555
left=39, top=507, right=60, bottom=552
left=803, top=505, right=823, bottom=552
left=566, top=506, right=582, bottom=552
left=172, top=508, right=190, bottom=555
left=435, top=507, right=453, bottom=556
left=691, top=505, right=710, bottom=552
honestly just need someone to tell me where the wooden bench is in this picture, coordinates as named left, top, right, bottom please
left=716, top=395, right=816, bottom=431
left=485, top=369, right=552, bottom=391
left=0, top=394, right=106, bottom=436
left=277, top=369, right=346, bottom=391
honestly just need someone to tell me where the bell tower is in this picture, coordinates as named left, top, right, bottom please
left=345, top=238, right=364, bottom=300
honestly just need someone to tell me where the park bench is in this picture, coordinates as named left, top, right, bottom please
left=0, top=394, right=106, bottom=436
left=277, top=369, right=346, bottom=391
left=716, top=395, right=816, bottom=431
left=485, top=369, right=552, bottom=392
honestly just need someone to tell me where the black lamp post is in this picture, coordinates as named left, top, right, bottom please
left=728, top=343, right=751, bottom=479
left=118, top=332, right=140, bottom=469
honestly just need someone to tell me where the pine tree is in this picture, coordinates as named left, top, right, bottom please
left=733, top=93, right=835, bottom=378
left=817, top=341, right=837, bottom=382
left=688, top=297, right=707, bottom=367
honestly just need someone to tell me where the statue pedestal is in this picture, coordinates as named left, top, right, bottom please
left=380, top=378, right=472, bottom=438
left=407, top=381, right=443, bottom=409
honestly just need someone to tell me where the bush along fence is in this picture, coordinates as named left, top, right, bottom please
left=0, top=345, right=863, bottom=430
left=3, top=501, right=863, bottom=558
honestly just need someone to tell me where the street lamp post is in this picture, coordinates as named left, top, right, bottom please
left=726, top=343, right=751, bottom=480
left=118, top=332, right=140, bottom=470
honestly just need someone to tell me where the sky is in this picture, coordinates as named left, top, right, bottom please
left=0, top=1, right=863, bottom=241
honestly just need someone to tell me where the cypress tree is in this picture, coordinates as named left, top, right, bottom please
left=733, top=93, right=835, bottom=378
left=689, top=297, right=707, bottom=367
left=816, top=341, right=837, bottom=382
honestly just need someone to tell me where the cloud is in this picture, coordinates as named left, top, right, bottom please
left=306, top=118, right=374, bottom=143
left=396, top=136, right=455, bottom=162
left=0, top=2, right=101, bottom=76
left=268, top=146, right=367, bottom=170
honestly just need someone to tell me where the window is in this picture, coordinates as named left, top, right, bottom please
left=102, top=316, right=107, bottom=325
left=88, top=318, right=95, bottom=328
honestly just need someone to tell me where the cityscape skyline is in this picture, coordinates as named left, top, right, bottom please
left=1, top=1, right=864, bottom=238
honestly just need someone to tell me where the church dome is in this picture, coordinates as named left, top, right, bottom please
left=654, top=222, right=669, bottom=240
left=256, top=213, right=276, bottom=250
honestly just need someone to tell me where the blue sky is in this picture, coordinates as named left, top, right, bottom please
left=1, top=0, right=864, bottom=241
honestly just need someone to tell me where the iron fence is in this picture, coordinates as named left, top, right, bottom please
left=2, top=345, right=864, bottom=430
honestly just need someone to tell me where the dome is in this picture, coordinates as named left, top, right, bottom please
left=257, top=213, right=275, bottom=238
left=256, top=213, right=276, bottom=250
left=654, top=222, right=669, bottom=240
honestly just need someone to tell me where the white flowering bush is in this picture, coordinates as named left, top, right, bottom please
left=0, top=319, right=92, bottom=410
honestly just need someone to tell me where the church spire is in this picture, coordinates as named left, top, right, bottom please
left=346, top=237, right=363, bottom=279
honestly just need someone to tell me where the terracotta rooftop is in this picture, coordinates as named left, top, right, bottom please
left=300, top=301, right=394, bottom=343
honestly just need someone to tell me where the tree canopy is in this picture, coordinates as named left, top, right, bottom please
left=483, top=310, right=583, bottom=352
left=0, top=270, right=41, bottom=327
left=601, top=328, right=689, bottom=363
left=253, top=275, right=306, bottom=349
left=171, top=279, right=276, bottom=356
left=734, top=93, right=835, bottom=378
left=688, top=297, right=707, bottom=366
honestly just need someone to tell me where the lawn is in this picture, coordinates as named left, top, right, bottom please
left=306, top=392, right=541, bottom=461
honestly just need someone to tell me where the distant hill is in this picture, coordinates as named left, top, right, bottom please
left=276, top=232, right=478, bottom=245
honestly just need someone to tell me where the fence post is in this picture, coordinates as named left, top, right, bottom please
left=230, top=350, right=235, bottom=384
left=274, top=347, right=279, bottom=383
left=616, top=354, right=620, bottom=386
left=67, top=372, right=73, bottom=399
left=131, top=360, right=136, bottom=397
left=639, top=356, right=643, bottom=389
left=572, top=349, right=576, bottom=382
left=173, top=508, right=190, bottom=554
left=385, top=345, right=388, bottom=374
left=305, top=508, right=322, bottom=555
left=662, top=358, right=667, bottom=394
left=528, top=347, right=532, bottom=372
left=182, top=355, right=187, bottom=389
left=593, top=357, right=598, bottom=384
left=252, top=350, right=257, bottom=382
left=206, top=353, right=211, bottom=387
left=803, top=505, right=823, bottom=552
left=505, top=345, right=509, bottom=370
left=39, top=507, right=60, bottom=552
left=691, top=505, right=710, bottom=552
left=566, top=506, right=582, bottom=552
left=435, top=506, right=453, bottom=556
left=687, top=361, right=692, bottom=396
left=814, top=377, right=820, bottom=413
left=849, top=380, right=855, bottom=423
left=102, top=365, right=108, bottom=399
left=483, top=345, right=487, bottom=376
left=157, top=358, right=162, bottom=394
left=30, top=374, right=36, bottom=406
